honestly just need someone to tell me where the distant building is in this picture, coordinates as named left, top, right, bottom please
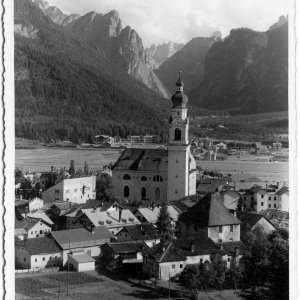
left=42, top=176, right=96, bottom=204
left=94, top=135, right=114, bottom=145
left=28, top=197, right=44, bottom=212
left=68, top=250, right=95, bottom=272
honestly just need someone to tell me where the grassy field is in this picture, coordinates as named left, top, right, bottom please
left=16, top=148, right=288, bottom=183
left=15, top=271, right=240, bottom=300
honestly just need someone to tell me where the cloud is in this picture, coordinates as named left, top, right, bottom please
left=49, top=0, right=288, bottom=47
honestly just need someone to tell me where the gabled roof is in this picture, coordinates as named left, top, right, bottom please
left=69, top=253, right=95, bottom=263
left=250, top=185, right=263, bottom=194
left=103, top=241, right=148, bottom=254
left=221, top=241, right=249, bottom=256
left=51, top=227, right=113, bottom=250
left=179, top=194, right=242, bottom=228
left=137, top=205, right=180, bottom=223
left=51, top=201, right=73, bottom=211
left=196, top=178, right=230, bottom=193
left=112, top=148, right=168, bottom=171
left=81, top=208, right=140, bottom=228
left=237, top=211, right=276, bottom=230
left=15, top=217, right=45, bottom=230
left=16, top=237, right=60, bottom=255
left=26, top=212, right=54, bottom=225
left=117, top=224, right=160, bottom=241
left=275, top=186, right=289, bottom=196
left=144, top=237, right=225, bottom=263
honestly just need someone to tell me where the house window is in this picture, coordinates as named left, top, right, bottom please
left=124, top=186, right=129, bottom=197
left=123, top=174, right=131, bottom=180
left=274, top=204, right=277, bottom=208
left=274, top=197, right=277, bottom=200
left=24, top=258, right=26, bottom=262
left=261, top=195, right=264, bottom=198
left=228, top=258, right=230, bottom=262
left=31, top=231, right=33, bottom=235
left=269, top=204, right=271, bottom=208
left=261, top=202, right=264, bottom=206
left=40, top=230, right=43, bottom=234
left=269, top=197, right=271, bottom=200
left=172, top=264, right=175, bottom=269
left=219, top=226, right=222, bottom=233
left=180, top=264, right=183, bottom=268
left=230, top=225, right=233, bottom=232
left=43, top=257, right=45, bottom=261
left=174, top=128, right=181, bottom=141
left=35, top=259, right=37, bottom=262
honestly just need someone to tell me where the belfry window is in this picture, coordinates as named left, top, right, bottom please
left=153, top=175, right=163, bottom=182
left=123, top=174, right=131, bottom=180
left=124, top=186, right=129, bottom=197
left=174, top=128, right=181, bottom=141
left=155, top=188, right=160, bottom=201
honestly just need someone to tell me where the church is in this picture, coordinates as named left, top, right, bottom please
left=111, top=72, right=197, bottom=203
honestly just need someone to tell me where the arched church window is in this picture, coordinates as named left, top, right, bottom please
left=174, top=128, right=181, bottom=141
left=141, top=176, right=147, bottom=182
left=153, top=175, right=163, bottom=182
left=124, top=186, right=129, bottom=197
left=155, top=188, right=160, bottom=201
left=123, top=174, right=131, bottom=180
left=141, top=187, right=147, bottom=200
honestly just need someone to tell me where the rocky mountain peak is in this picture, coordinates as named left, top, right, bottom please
left=269, top=15, right=288, bottom=30
left=31, top=0, right=49, bottom=11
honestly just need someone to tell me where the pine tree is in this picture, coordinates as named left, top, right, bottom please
left=156, top=202, right=173, bottom=241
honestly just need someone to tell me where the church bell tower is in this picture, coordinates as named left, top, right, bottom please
left=167, top=70, right=195, bottom=201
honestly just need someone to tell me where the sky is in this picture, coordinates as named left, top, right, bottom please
left=49, top=0, right=288, bottom=47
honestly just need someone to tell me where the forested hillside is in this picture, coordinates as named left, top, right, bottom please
left=189, top=23, right=288, bottom=113
left=14, top=0, right=171, bottom=142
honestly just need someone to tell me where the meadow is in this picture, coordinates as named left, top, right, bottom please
left=15, top=148, right=288, bottom=183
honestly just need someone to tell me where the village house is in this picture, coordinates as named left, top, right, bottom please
left=65, top=200, right=124, bottom=229
left=134, top=205, right=180, bottom=229
left=70, top=208, right=140, bottom=236
left=68, top=250, right=96, bottom=272
left=178, top=193, right=242, bottom=244
left=101, top=241, right=148, bottom=268
left=241, top=183, right=289, bottom=212
left=42, top=176, right=96, bottom=204
left=23, top=211, right=54, bottom=227
left=237, top=211, right=277, bottom=238
left=15, top=237, right=61, bottom=269
left=51, top=227, right=113, bottom=266
left=111, top=73, right=197, bottom=203
left=15, top=218, right=52, bottom=240
left=115, top=224, right=161, bottom=248
left=142, top=237, right=227, bottom=281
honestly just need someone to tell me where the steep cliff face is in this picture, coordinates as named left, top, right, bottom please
left=155, top=37, right=217, bottom=94
left=65, top=11, right=169, bottom=97
left=145, top=42, right=184, bottom=69
left=189, top=23, right=288, bottom=113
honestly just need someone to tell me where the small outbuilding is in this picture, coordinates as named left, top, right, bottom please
left=68, top=251, right=95, bottom=272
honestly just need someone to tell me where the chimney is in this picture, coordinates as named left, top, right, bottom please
left=235, top=246, right=239, bottom=257
left=119, top=209, right=122, bottom=222
left=233, top=210, right=237, bottom=217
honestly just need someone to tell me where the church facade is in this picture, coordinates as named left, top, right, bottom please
left=111, top=72, right=197, bottom=203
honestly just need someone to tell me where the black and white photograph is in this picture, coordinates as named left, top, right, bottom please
left=2, top=0, right=299, bottom=299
